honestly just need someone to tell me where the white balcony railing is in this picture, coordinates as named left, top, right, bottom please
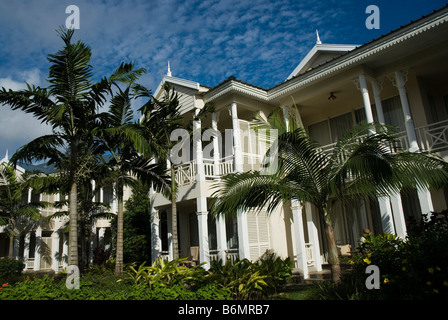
left=319, top=120, right=448, bottom=156
left=174, top=155, right=237, bottom=186
left=173, top=120, right=448, bottom=186
left=416, top=119, right=448, bottom=152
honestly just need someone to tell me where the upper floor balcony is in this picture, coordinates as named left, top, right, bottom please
left=173, top=118, right=448, bottom=187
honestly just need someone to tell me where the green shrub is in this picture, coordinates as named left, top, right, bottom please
left=210, top=250, right=293, bottom=300
left=319, top=211, right=448, bottom=300
left=121, top=257, right=209, bottom=289
left=0, top=271, right=231, bottom=300
left=0, top=258, right=25, bottom=283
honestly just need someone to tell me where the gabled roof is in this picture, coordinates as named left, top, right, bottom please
left=285, top=43, right=359, bottom=80
left=154, top=75, right=203, bottom=99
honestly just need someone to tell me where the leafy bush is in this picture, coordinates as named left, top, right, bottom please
left=0, top=258, right=25, bottom=283
left=0, top=272, right=231, bottom=300
left=210, top=250, right=293, bottom=300
left=121, top=257, right=209, bottom=289
left=0, top=252, right=291, bottom=300
left=319, top=211, right=448, bottom=300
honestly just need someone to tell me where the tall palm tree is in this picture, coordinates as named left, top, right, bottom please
left=0, top=28, right=145, bottom=266
left=138, top=83, right=184, bottom=260
left=97, top=83, right=170, bottom=274
left=138, top=83, right=213, bottom=260
left=212, top=107, right=448, bottom=283
left=0, top=164, right=43, bottom=259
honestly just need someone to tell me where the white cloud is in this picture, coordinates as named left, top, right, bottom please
left=0, top=69, right=53, bottom=156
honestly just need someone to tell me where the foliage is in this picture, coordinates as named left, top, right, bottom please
left=121, top=257, right=209, bottom=289
left=318, top=210, right=448, bottom=300
left=0, top=258, right=25, bottom=283
left=0, top=269, right=231, bottom=300
left=210, top=250, right=293, bottom=300
left=110, top=183, right=152, bottom=265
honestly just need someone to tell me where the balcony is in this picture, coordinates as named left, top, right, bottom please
left=174, top=155, right=235, bottom=186
left=173, top=120, right=448, bottom=186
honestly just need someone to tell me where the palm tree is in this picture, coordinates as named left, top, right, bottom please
left=0, top=164, right=43, bottom=259
left=138, top=83, right=213, bottom=260
left=138, top=83, right=184, bottom=260
left=212, top=107, right=448, bottom=284
left=0, top=28, right=145, bottom=266
left=97, top=83, right=170, bottom=274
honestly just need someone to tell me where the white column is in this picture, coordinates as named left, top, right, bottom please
left=367, top=77, right=402, bottom=236
left=23, top=232, right=31, bottom=268
left=378, top=196, right=395, bottom=234
left=230, top=102, right=243, bottom=172
left=194, top=108, right=205, bottom=181
left=291, top=200, right=308, bottom=279
left=237, top=208, right=250, bottom=260
left=389, top=193, right=407, bottom=238
left=51, top=230, right=60, bottom=271
left=230, top=102, right=250, bottom=260
left=393, top=70, right=433, bottom=220
left=98, top=227, right=105, bottom=247
left=305, top=203, right=322, bottom=272
left=212, top=112, right=221, bottom=179
left=215, top=215, right=227, bottom=263
left=393, top=70, right=419, bottom=152
left=418, top=189, right=434, bottom=218
left=33, top=227, right=42, bottom=271
left=196, top=197, right=210, bottom=269
left=371, top=79, right=385, bottom=125
left=358, top=74, right=375, bottom=125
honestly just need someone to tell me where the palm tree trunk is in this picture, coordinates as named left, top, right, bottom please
left=319, top=207, right=342, bottom=284
left=68, top=180, right=78, bottom=266
left=170, top=166, right=179, bottom=260
left=115, top=183, right=124, bottom=275
left=324, top=221, right=342, bottom=284
left=8, top=234, right=14, bottom=259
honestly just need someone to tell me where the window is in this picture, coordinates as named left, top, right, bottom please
left=382, top=96, right=405, bottom=132
left=308, top=120, right=331, bottom=146
left=329, top=112, right=354, bottom=142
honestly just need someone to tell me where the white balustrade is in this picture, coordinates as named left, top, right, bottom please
left=305, top=243, right=315, bottom=267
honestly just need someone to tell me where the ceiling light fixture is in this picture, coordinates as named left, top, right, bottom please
left=328, top=92, right=337, bottom=102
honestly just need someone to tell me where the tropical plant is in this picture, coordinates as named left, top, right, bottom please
left=110, top=181, right=152, bottom=266
left=0, top=28, right=146, bottom=267
left=120, top=257, right=208, bottom=289
left=212, top=106, right=448, bottom=284
left=209, top=252, right=293, bottom=300
left=0, top=164, right=44, bottom=258
left=138, top=83, right=213, bottom=260
left=95, top=81, right=170, bottom=275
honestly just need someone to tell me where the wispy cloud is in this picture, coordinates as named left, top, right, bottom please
left=0, top=69, right=53, bottom=156
left=0, top=0, right=446, bottom=155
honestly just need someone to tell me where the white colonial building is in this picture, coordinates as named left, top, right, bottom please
left=2, top=5, right=448, bottom=279
left=149, top=5, right=448, bottom=278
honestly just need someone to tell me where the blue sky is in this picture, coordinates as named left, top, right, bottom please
left=0, top=0, right=447, bottom=156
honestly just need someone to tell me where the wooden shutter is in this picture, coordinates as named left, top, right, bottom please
left=247, top=209, right=271, bottom=261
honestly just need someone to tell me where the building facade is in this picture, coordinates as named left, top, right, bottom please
left=1, top=5, right=448, bottom=278
left=150, top=5, right=448, bottom=278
